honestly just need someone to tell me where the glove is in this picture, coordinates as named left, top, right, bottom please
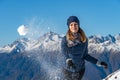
left=96, top=61, right=108, bottom=69
left=66, top=59, right=76, bottom=69
left=100, top=62, right=108, bottom=69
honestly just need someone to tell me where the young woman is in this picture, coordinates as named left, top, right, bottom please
left=61, top=16, right=108, bottom=80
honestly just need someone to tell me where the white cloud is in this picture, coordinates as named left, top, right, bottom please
left=17, top=25, right=29, bottom=36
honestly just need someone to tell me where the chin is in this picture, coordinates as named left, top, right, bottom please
left=72, top=31, right=78, bottom=33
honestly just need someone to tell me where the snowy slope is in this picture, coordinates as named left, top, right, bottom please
left=0, top=32, right=120, bottom=80
left=103, top=69, right=120, bottom=80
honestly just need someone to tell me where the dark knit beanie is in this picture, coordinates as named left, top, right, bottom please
left=67, top=16, right=80, bottom=27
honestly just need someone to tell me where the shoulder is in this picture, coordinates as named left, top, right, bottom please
left=86, top=38, right=88, bottom=43
left=84, top=38, right=88, bottom=47
left=62, top=36, right=67, bottom=42
left=61, top=36, right=67, bottom=45
left=83, top=38, right=88, bottom=46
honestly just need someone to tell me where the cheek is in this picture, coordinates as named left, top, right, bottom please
left=74, top=28, right=79, bottom=32
left=69, top=26, right=74, bottom=31
left=75, top=27, right=79, bottom=30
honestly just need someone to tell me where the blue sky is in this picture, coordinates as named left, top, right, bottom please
left=0, top=0, right=120, bottom=47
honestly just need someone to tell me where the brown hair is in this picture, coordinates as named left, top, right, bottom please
left=66, top=27, right=87, bottom=43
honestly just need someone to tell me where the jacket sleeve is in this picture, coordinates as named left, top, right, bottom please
left=83, top=39, right=98, bottom=64
left=61, top=36, right=69, bottom=60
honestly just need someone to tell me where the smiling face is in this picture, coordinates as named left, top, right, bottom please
left=69, top=22, right=79, bottom=33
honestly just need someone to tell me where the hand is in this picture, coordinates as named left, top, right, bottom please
left=66, top=59, right=76, bottom=69
left=100, top=62, right=108, bottom=69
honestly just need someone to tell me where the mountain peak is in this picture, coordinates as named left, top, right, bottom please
left=43, top=31, right=58, bottom=37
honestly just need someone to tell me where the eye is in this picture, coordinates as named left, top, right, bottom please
left=70, top=24, right=73, bottom=26
left=74, top=23, right=78, bottom=26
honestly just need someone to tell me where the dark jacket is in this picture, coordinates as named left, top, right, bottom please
left=61, top=36, right=98, bottom=72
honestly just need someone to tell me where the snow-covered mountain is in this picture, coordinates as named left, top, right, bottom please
left=0, top=32, right=120, bottom=80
